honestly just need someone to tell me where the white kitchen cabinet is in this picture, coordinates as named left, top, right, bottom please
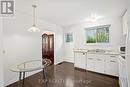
left=87, top=57, right=95, bottom=71
left=119, top=56, right=128, bottom=87
left=87, top=54, right=105, bottom=74
left=86, top=53, right=118, bottom=76
left=105, top=55, right=118, bottom=76
left=122, top=10, right=128, bottom=35
left=87, top=54, right=96, bottom=71
left=74, top=51, right=119, bottom=76
left=95, top=55, right=105, bottom=74
left=74, top=52, right=86, bottom=69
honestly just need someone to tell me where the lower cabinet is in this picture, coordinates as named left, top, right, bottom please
left=86, top=53, right=118, bottom=76
left=118, top=56, right=128, bottom=87
left=95, top=56, right=105, bottom=74
left=74, top=52, right=86, bottom=69
left=74, top=52, right=119, bottom=76
left=105, top=55, right=118, bottom=76
left=87, top=54, right=105, bottom=74
left=87, top=57, right=95, bottom=71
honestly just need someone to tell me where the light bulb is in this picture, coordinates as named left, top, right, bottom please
left=28, top=25, right=40, bottom=32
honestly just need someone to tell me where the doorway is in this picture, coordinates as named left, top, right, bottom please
left=42, top=33, right=54, bottom=65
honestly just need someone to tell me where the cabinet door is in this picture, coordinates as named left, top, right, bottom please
left=118, top=58, right=123, bottom=83
left=95, top=57, right=105, bottom=74
left=119, top=57, right=128, bottom=87
left=93, top=54, right=105, bottom=74
left=105, top=55, right=118, bottom=76
left=87, top=57, right=95, bottom=71
left=74, top=52, right=86, bottom=69
left=87, top=54, right=96, bottom=71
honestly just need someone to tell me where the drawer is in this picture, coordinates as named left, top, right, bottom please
left=87, top=54, right=105, bottom=58
left=87, top=54, right=96, bottom=58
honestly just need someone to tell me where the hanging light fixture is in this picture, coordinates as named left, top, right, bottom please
left=28, top=5, right=40, bottom=32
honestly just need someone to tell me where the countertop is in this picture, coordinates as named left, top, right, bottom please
left=73, top=49, right=120, bottom=55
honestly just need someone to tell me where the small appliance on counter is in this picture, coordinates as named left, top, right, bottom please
left=120, top=46, right=126, bottom=59
left=120, top=46, right=125, bottom=53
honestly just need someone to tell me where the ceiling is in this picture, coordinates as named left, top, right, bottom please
left=17, top=0, right=127, bottom=27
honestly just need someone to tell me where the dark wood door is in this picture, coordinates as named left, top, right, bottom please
left=42, top=34, right=54, bottom=64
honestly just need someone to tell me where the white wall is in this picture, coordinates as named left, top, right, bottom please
left=0, top=18, right=4, bottom=87
left=63, top=17, right=123, bottom=63
left=3, top=5, right=63, bottom=87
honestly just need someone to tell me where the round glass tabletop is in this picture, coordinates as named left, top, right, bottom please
left=10, top=59, right=51, bottom=72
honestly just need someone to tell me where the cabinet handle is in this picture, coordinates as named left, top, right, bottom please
left=83, top=53, right=85, bottom=55
left=88, top=58, right=93, bottom=60
left=97, top=59, right=102, bottom=61
left=110, top=56, right=116, bottom=57
left=110, top=60, right=116, bottom=63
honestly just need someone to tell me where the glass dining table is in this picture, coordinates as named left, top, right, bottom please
left=10, top=59, right=51, bottom=87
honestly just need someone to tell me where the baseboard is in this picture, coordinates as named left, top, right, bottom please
left=119, top=80, right=122, bottom=87
left=54, top=60, right=64, bottom=65
left=86, top=70, right=119, bottom=78
left=63, top=60, right=74, bottom=64
left=74, top=67, right=86, bottom=72
left=64, top=58, right=74, bottom=63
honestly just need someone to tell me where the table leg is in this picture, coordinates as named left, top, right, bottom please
left=43, top=69, right=47, bottom=87
left=22, top=72, right=25, bottom=86
left=19, top=72, right=22, bottom=87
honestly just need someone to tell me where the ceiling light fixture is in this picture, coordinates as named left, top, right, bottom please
left=90, top=16, right=98, bottom=22
left=28, top=5, right=40, bottom=32
left=85, top=14, right=102, bottom=22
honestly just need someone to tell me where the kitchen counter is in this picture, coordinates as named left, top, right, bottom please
left=73, top=49, right=120, bottom=55
left=73, top=49, right=88, bottom=53
left=74, top=48, right=119, bottom=76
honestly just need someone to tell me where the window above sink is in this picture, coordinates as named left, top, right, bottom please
left=85, top=25, right=111, bottom=44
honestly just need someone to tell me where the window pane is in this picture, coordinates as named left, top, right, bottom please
left=85, top=25, right=110, bottom=44
left=97, top=27, right=109, bottom=43
left=86, top=29, right=96, bottom=43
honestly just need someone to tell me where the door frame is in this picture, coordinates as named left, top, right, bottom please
left=42, top=32, right=55, bottom=64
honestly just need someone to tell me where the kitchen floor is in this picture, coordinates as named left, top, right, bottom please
left=7, top=62, right=119, bottom=87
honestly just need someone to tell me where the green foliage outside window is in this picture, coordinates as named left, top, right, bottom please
left=97, top=32, right=109, bottom=43
left=86, top=36, right=96, bottom=43
left=86, top=25, right=110, bottom=43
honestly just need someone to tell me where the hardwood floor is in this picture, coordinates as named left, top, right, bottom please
left=7, top=62, right=119, bottom=87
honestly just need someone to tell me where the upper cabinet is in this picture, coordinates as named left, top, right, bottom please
left=122, top=10, right=128, bottom=35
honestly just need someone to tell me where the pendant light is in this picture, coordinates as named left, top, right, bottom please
left=28, top=5, right=40, bottom=32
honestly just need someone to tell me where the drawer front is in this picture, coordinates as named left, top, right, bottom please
left=87, top=54, right=97, bottom=58
left=87, top=57, right=95, bottom=71
left=105, top=55, right=119, bottom=76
